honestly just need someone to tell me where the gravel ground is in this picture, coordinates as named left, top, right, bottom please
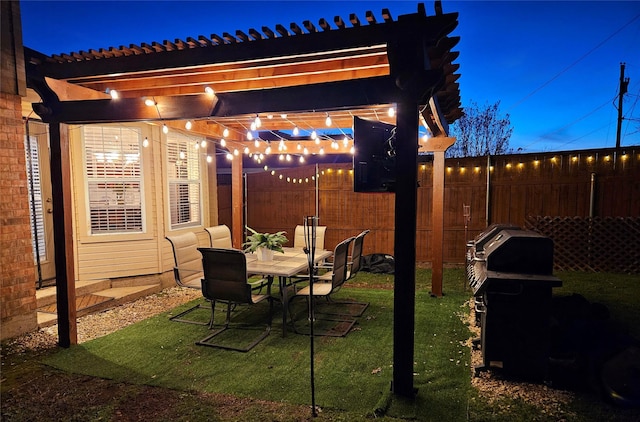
left=4, top=287, right=201, bottom=353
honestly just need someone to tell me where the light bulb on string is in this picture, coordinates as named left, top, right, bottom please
left=200, top=140, right=206, bottom=148
left=162, top=124, right=168, bottom=134
left=107, top=88, right=118, bottom=99
left=247, top=131, right=253, bottom=140
left=223, top=128, right=229, bottom=137
left=311, top=130, right=317, bottom=140
left=286, top=154, right=291, bottom=162
left=319, top=147, right=325, bottom=155
left=244, top=147, right=250, bottom=155
left=325, top=114, right=332, bottom=127
left=254, top=115, right=261, bottom=128
left=388, top=106, right=395, bottom=117
left=279, top=154, right=285, bottom=161
left=279, top=139, right=286, bottom=151
left=233, top=148, right=239, bottom=156
left=254, top=139, right=260, bottom=148
left=250, top=121, right=257, bottom=131
left=220, top=139, right=226, bottom=147
left=226, top=153, right=233, bottom=160
left=179, top=151, right=186, bottom=159
left=144, top=98, right=156, bottom=107
left=204, top=86, right=215, bottom=95
left=265, top=144, right=272, bottom=154
left=142, top=137, right=149, bottom=148
left=299, top=156, right=305, bottom=163
left=343, top=136, right=349, bottom=147
left=185, top=120, right=192, bottom=130
left=293, top=126, right=299, bottom=136
left=303, top=147, right=309, bottom=155
left=297, top=143, right=302, bottom=150
left=350, top=146, right=355, bottom=154
left=264, top=165, right=268, bottom=171
left=206, top=155, right=212, bottom=163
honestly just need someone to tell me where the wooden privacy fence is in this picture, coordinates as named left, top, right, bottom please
left=219, top=147, right=639, bottom=273
left=525, top=216, right=640, bottom=273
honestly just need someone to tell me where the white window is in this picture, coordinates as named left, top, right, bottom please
left=24, top=134, right=46, bottom=260
left=167, top=132, right=202, bottom=229
left=83, top=126, right=144, bottom=234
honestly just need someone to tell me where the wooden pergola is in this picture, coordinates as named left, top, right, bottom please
left=25, top=1, right=461, bottom=397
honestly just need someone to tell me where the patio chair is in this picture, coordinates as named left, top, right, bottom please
left=287, top=236, right=356, bottom=336
left=165, top=232, right=209, bottom=325
left=316, top=229, right=371, bottom=317
left=205, top=224, right=233, bottom=248
left=293, top=224, right=327, bottom=251
left=196, top=248, right=273, bottom=352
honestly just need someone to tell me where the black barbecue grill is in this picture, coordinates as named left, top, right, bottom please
left=466, top=225, right=562, bottom=380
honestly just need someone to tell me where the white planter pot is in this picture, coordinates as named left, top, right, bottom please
left=257, top=247, right=274, bottom=262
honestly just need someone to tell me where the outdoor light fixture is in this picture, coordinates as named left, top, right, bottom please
left=204, top=86, right=215, bottom=95
left=144, top=98, right=156, bottom=107
left=142, top=137, right=149, bottom=147
left=293, top=126, right=299, bottom=136
left=254, top=139, right=260, bottom=148
left=325, top=114, right=332, bottom=127
left=279, top=139, right=286, bottom=151
left=299, top=156, right=305, bottom=163
left=162, top=124, right=168, bottom=134
left=343, top=136, right=349, bottom=147
left=311, top=130, right=317, bottom=140
left=254, top=115, right=262, bottom=128
left=207, top=155, right=212, bottom=163
left=185, top=120, right=192, bottom=130
left=223, top=128, right=229, bottom=137
left=319, top=147, right=325, bottom=155
left=226, top=153, right=233, bottom=160
left=244, top=147, right=250, bottom=155
left=200, top=140, right=206, bottom=148
left=247, top=131, right=253, bottom=140
left=388, top=106, right=395, bottom=117
left=220, top=139, right=226, bottom=147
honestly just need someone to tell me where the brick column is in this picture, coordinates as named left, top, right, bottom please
left=0, top=92, right=38, bottom=339
left=1, top=1, right=38, bottom=340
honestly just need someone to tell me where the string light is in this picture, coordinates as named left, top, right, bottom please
left=206, top=155, right=212, bottom=163
left=343, top=136, right=349, bottom=147
left=233, top=148, right=239, bottom=156
left=144, top=98, right=156, bottom=107
left=142, top=137, right=149, bottom=147
left=299, top=156, right=305, bottom=163
left=162, top=124, right=168, bottom=134
left=200, top=140, right=206, bottom=148
left=279, top=139, right=286, bottom=151
left=319, top=147, right=325, bottom=155
left=293, top=126, right=299, bottom=136
left=244, top=147, right=250, bottom=154
left=265, top=144, right=272, bottom=154
left=220, top=139, right=226, bottom=147
left=204, top=86, right=215, bottom=95
left=254, top=139, right=260, bottom=147
left=106, top=88, right=118, bottom=99
left=226, top=152, right=233, bottom=160
left=388, top=106, right=395, bottom=117
left=254, top=115, right=262, bottom=128
left=247, top=131, right=253, bottom=140
left=325, top=113, right=332, bottom=127
left=222, top=128, right=229, bottom=137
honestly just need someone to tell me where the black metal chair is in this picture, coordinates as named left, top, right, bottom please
left=288, top=237, right=356, bottom=336
left=196, top=248, right=273, bottom=352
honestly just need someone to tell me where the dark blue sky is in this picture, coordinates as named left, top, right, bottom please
left=19, top=1, right=640, bottom=153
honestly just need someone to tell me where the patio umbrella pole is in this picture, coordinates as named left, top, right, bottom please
left=304, top=216, right=318, bottom=417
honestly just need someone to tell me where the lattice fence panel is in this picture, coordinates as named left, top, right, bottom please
left=525, top=216, right=640, bottom=274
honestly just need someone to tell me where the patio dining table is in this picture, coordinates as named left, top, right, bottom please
left=246, top=247, right=332, bottom=336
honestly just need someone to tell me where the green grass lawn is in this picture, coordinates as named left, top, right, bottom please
left=42, top=268, right=640, bottom=421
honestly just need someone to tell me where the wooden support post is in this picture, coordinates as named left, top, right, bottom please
left=423, top=137, right=456, bottom=298
left=49, top=123, right=77, bottom=347
left=231, top=156, right=243, bottom=249
left=392, top=100, right=419, bottom=397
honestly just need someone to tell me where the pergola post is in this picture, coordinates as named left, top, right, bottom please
left=392, top=100, right=419, bottom=397
left=231, top=156, right=243, bottom=249
left=424, top=137, right=456, bottom=297
left=49, top=122, right=77, bottom=346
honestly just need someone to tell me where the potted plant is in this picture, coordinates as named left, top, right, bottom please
left=243, top=226, right=288, bottom=261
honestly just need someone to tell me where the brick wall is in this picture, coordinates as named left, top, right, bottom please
left=1, top=91, right=38, bottom=340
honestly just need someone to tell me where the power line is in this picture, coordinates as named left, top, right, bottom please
left=506, top=13, right=640, bottom=113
